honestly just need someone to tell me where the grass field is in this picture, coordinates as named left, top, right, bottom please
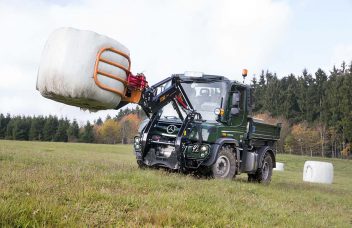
left=0, top=140, right=351, bottom=227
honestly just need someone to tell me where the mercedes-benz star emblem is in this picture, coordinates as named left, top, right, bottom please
left=166, top=125, right=177, bottom=134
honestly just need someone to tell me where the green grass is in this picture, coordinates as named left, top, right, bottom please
left=0, top=140, right=351, bottom=227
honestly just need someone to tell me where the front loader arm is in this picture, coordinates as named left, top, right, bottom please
left=113, top=73, right=193, bottom=118
left=139, top=76, right=193, bottom=115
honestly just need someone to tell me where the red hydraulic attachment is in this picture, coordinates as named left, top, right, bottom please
left=127, top=72, right=148, bottom=91
left=93, top=47, right=148, bottom=104
left=176, top=95, right=189, bottom=109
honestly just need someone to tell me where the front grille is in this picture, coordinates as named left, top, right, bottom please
left=155, top=121, right=182, bottom=135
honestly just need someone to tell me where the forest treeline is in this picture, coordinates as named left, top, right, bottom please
left=0, top=107, right=145, bottom=144
left=252, top=61, right=352, bottom=158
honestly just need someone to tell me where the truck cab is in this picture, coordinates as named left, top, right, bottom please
left=133, top=72, right=281, bottom=183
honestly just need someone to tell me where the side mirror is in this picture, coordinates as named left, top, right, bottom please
left=231, top=107, right=240, bottom=115
left=232, top=92, right=240, bottom=106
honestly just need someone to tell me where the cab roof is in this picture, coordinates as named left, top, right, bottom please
left=173, top=73, right=249, bottom=89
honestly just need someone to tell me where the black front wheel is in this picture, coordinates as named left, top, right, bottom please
left=137, top=160, right=147, bottom=169
left=211, top=146, right=236, bottom=179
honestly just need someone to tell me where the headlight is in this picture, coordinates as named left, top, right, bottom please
left=214, top=108, right=224, bottom=116
left=200, top=145, right=208, bottom=152
left=192, top=144, right=209, bottom=154
left=134, top=137, right=141, bottom=151
left=214, top=108, right=221, bottom=115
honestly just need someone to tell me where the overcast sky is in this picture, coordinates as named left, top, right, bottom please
left=1, top=0, right=351, bottom=124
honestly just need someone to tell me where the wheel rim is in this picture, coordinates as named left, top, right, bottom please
left=262, top=161, right=269, bottom=180
left=215, top=155, right=230, bottom=177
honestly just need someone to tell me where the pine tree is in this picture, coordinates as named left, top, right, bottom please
left=0, top=113, right=7, bottom=138
left=54, top=118, right=69, bottom=142
left=259, top=70, right=265, bottom=86
left=95, top=117, right=103, bottom=126
left=340, top=61, right=346, bottom=74
left=348, top=61, right=352, bottom=74
left=262, top=71, right=280, bottom=116
left=43, top=115, right=59, bottom=141
left=5, top=118, right=15, bottom=139
left=29, top=116, right=45, bottom=140
left=67, top=119, right=79, bottom=142
left=12, top=116, right=31, bottom=140
left=251, top=74, right=257, bottom=86
left=315, top=69, right=327, bottom=117
left=81, top=121, right=94, bottom=143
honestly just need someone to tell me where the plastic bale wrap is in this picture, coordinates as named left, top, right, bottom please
left=303, top=161, right=333, bottom=184
left=36, top=27, right=129, bottom=110
left=273, top=162, right=284, bottom=171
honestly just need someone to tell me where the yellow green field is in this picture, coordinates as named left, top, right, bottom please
left=0, top=140, right=351, bottom=227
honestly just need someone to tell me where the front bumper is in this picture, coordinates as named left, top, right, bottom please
left=133, top=135, right=214, bottom=169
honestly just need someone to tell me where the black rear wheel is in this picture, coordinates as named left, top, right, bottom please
left=248, top=152, right=273, bottom=184
left=212, top=146, right=236, bottom=179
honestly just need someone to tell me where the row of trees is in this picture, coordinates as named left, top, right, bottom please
left=0, top=114, right=80, bottom=142
left=0, top=107, right=145, bottom=144
left=252, top=61, right=352, bottom=158
left=93, top=106, right=145, bottom=144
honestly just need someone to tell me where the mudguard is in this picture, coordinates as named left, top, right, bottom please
left=257, top=146, right=276, bottom=168
left=202, top=138, right=239, bottom=166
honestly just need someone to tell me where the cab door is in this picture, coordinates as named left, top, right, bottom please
left=222, top=86, right=248, bottom=141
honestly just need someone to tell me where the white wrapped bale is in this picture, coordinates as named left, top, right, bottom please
left=303, top=161, right=333, bottom=184
left=36, top=27, right=130, bottom=110
left=273, top=162, right=284, bottom=171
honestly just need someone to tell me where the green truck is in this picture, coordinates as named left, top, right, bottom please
left=133, top=72, right=281, bottom=183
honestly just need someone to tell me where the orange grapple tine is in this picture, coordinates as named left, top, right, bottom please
left=93, top=47, right=147, bottom=104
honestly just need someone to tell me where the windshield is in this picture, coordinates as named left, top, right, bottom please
left=160, top=102, right=186, bottom=121
left=182, top=81, right=228, bottom=120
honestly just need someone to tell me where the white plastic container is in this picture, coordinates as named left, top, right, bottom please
left=273, top=162, right=284, bottom=171
left=36, top=27, right=130, bottom=110
left=303, top=161, right=333, bottom=184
